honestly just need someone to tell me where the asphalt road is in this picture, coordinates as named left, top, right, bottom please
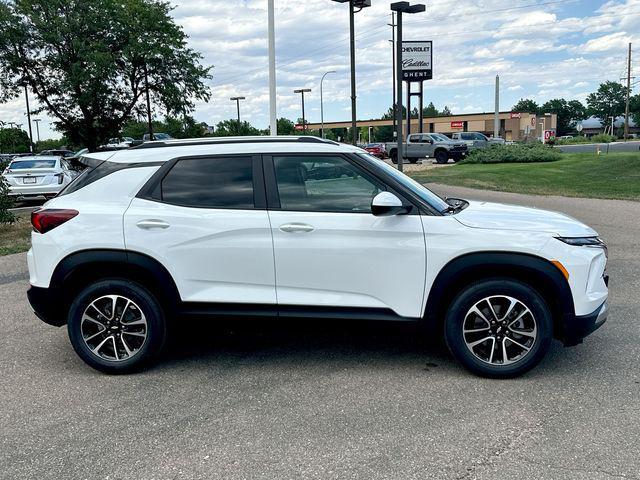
left=556, top=140, right=640, bottom=153
left=1, top=185, right=639, bottom=480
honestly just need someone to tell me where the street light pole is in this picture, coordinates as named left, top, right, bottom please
left=268, top=0, right=277, bottom=136
left=294, top=89, right=311, bottom=134
left=143, top=63, right=154, bottom=141
left=33, top=118, right=41, bottom=143
left=230, top=96, right=246, bottom=131
left=320, top=71, right=336, bottom=138
left=332, top=0, right=372, bottom=145
left=391, top=1, right=426, bottom=172
left=24, top=85, right=34, bottom=152
left=389, top=12, right=397, bottom=138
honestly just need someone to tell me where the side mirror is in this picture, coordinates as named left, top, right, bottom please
left=371, top=192, right=410, bottom=217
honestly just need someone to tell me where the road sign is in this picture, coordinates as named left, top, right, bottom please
left=544, top=130, right=556, bottom=141
left=576, top=124, right=584, bottom=132
left=402, top=41, right=432, bottom=82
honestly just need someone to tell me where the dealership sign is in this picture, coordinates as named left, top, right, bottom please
left=451, top=121, right=464, bottom=129
left=402, top=41, right=432, bottom=81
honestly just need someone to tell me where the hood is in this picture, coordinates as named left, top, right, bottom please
left=454, top=201, right=598, bottom=237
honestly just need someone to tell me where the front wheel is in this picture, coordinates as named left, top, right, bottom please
left=444, top=279, right=552, bottom=378
left=435, top=150, right=449, bottom=164
left=67, top=279, right=167, bottom=374
left=390, top=150, right=398, bottom=164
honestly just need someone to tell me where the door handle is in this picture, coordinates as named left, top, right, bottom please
left=279, top=223, right=315, bottom=233
left=136, top=219, right=170, bottom=230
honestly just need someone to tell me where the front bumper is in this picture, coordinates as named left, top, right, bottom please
left=561, top=300, right=609, bottom=346
left=27, top=286, right=66, bottom=327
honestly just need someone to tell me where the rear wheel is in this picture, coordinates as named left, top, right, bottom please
left=67, top=279, right=167, bottom=374
left=435, top=150, right=449, bottom=164
left=444, top=279, right=552, bottom=378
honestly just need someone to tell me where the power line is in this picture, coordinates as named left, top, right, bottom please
left=214, top=0, right=583, bottom=85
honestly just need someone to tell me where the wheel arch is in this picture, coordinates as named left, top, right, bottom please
left=425, top=252, right=575, bottom=338
left=50, top=249, right=181, bottom=322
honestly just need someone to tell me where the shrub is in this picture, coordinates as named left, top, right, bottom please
left=0, top=175, right=15, bottom=224
left=590, top=134, right=617, bottom=143
left=460, top=144, right=561, bottom=164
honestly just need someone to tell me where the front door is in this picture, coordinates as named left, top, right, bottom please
left=266, top=154, right=427, bottom=318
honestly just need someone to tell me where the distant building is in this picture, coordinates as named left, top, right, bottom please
left=306, top=111, right=557, bottom=141
left=577, top=116, right=638, bottom=137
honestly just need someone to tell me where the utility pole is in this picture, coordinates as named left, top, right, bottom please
left=144, top=63, right=154, bottom=141
left=24, top=85, right=34, bottom=152
left=294, top=89, right=311, bottom=134
left=389, top=12, right=397, bottom=138
left=494, top=75, right=500, bottom=139
left=624, top=43, right=632, bottom=140
left=268, top=0, right=277, bottom=136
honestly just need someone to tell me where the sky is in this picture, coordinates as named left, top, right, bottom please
left=1, top=0, right=639, bottom=140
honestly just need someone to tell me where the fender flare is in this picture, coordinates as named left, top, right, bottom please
left=424, top=251, right=575, bottom=331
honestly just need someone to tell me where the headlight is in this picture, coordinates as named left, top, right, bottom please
left=556, top=236, right=608, bottom=258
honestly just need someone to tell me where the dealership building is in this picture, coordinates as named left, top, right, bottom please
left=306, top=111, right=557, bottom=142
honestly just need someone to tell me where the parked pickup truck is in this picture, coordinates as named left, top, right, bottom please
left=386, top=133, right=469, bottom=164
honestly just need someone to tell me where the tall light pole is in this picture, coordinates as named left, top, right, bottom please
left=391, top=1, right=426, bottom=172
left=230, top=96, right=246, bottom=129
left=294, top=89, right=311, bottom=134
left=389, top=12, right=397, bottom=138
left=268, top=0, right=277, bottom=136
left=24, top=85, right=34, bottom=152
left=332, top=0, right=372, bottom=145
left=320, top=71, right=336, bottom=138
left=33, top=118, right=41, bottom=143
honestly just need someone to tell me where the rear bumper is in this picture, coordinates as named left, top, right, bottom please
left=27, top=286, right=66, bottom=327
left=9, top=184, right=62, bottom=197
left=562, top=300, right=609, bottom=346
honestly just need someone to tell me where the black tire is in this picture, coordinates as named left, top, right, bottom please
left=67, top=279, right=167, bottom=374
left=435, top=150, right=449, bottom=164
left=390, top=150, right=398, bottom=164
left=444, top=279, right=552, bottom=378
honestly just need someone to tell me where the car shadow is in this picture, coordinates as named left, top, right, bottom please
left=161, top=316, right=453, bottom=372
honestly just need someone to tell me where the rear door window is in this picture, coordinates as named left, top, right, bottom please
left=160, top=157, right=255, bottom=209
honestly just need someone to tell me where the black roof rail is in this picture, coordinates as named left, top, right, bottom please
left=130, top=136, right=340, bottom=150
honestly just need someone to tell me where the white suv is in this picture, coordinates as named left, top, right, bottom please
left=26, top=137, right=609, bottom=377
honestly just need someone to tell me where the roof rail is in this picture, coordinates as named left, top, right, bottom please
left=130, top=136, right=340, bottom=150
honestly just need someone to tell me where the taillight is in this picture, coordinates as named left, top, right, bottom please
left=31, top=209, right=78, bottom=234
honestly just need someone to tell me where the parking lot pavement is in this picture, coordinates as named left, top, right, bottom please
left=556, top=140, right=640, bottom=153
left=1, top=187, right=639, bottom=480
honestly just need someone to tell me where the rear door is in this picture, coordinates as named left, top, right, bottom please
left=124, top=155, right=276, bottom=305
left=265, top=154, right=426, bottom=318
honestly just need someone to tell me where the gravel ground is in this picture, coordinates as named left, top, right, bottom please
left=1, top=186, right=638, bottom=480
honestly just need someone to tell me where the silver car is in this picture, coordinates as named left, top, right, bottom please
left=2, top=156, right=77, bottom=199
left=450, top=132, right=505, bottom=150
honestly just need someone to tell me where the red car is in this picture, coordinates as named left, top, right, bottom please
left=364, top=143, right=387, bottom=159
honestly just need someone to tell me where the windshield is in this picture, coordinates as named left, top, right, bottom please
left=9, top=159, right=57, bottom=170
left=431, top=133, right=451, bottom=142
left=357, top=153, right=449, bottom=213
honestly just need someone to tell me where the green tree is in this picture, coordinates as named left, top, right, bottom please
left=629, top=94, right=640, bottom=127
left=0, top=128, right=31, bottom=153
left=586, top=81, right=628, bottom=122
left=512, top=99, right=540, bottom=114
left=275, top=118, right=297, bottom=136
left=0, top=0, right=212, bottom=151
left=540, top=98, right=586, bottom=135
left=422, top=102, right=439, bottom=117
left=214, top=120, right=262, bottom=137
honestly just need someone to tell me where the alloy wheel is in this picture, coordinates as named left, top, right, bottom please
left=462, top=295, right=537, bottom=365
left=80, top=295, right=148, bottom=361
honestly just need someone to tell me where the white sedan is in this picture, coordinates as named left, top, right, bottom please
left=2, top=156, right=77, bottom=199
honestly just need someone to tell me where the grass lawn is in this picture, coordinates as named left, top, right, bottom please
left=0, top=212, right=32, bottom=256
left=409, top=152, right=640, bottom=201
